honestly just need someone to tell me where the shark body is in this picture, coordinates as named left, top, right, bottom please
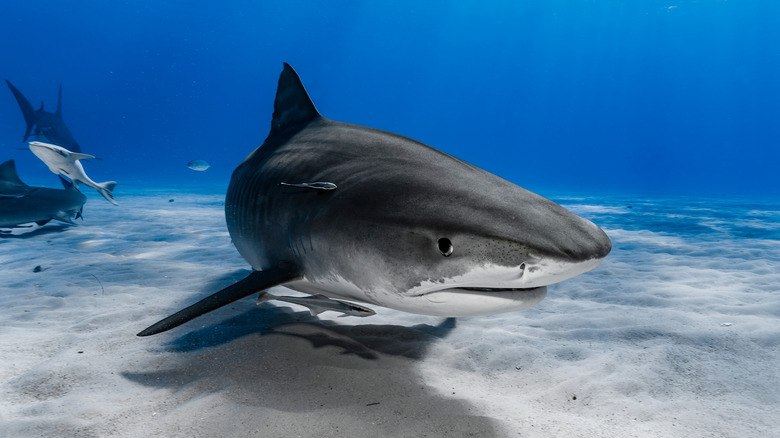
left=139, top=63, right=611, bottom=336
left=6, top=80, right=82, bottom=153
left=0, top=159, right=85, bottom=229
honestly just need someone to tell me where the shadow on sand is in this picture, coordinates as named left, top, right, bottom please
left=143, top=268, right=458, bottom=360
left=0, top=224, right=72, bottom=239
left=162, top=305, right=457, bottom=360
left=124, top=276, right=500, bottom=436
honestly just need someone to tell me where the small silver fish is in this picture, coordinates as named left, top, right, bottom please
left=187, top=159, right=211, bottom=171
left=257, top=292, right=375, bottom=317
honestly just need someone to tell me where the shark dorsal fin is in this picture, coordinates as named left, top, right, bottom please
left=267, top=63, right=320, bottom=139
left=0, top=160, right=26, bottom=186
left=56, top=84, right=63, bottom=117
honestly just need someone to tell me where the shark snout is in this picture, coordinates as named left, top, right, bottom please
left=570, top=217, right=612, bottom=261
left=545, top=213, right=612, bottom=263
left=521, top=255, right=606, bottom=288
left=516, top=216, right=611, bottom=288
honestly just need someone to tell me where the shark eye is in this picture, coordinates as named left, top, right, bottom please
left=438, top=238, right=454, bottom=257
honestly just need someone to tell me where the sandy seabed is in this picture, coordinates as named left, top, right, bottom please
left=1, top=186, right=778, bottom=437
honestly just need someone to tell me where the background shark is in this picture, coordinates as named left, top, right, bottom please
left=138, top=63, right=611, bottom=336
left=6, top=80, right=82, bottom=153
left=0, top=159, right=85, bottom=228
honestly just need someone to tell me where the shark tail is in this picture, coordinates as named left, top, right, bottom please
left=5, top=80, right=37, bottom=142
left=97, top=181, right=118, bottom=205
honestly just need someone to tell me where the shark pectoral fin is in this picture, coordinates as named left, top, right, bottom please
left=35, top=219, right=51, bottom=226
left=58, top=175, right=76, bottom=191
left=137, top=266, right=301, bottom=337
left=280, top=182, right=337, bottom=191
left=52, top=211, right=77, bottom=225
left=70, top=153, right=96, bottom=161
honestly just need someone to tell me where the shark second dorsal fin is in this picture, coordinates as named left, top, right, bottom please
left=0, top=160, right=26, bottom=186
left=56, top=84, right=63, bottom=117
left=267, top=63, right=320, bottom=140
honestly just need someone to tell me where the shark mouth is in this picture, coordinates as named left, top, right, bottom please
left=457, top=286, right=541, bottom=292
left=412, top=285, right=549, bottom=317
left=413, top=256, right=607, bottom=297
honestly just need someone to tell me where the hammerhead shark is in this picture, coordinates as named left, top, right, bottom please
left=6, top=80, right=82, bottom=153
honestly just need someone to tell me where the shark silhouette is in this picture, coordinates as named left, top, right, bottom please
left=0, top=159, right=85, bottom=229
left=6, top=80, right=82, bottom=153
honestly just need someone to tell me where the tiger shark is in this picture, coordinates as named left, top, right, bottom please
left=6, top=80, right=82, bottom=153
left=0, top=159, right=85, bottom=229
left=138, top=63, right=611, bottom=336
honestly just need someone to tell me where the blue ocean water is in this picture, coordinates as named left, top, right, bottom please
left=4, top=4, right=780, bottom=434
left=1, top=1, right=778, bottom=198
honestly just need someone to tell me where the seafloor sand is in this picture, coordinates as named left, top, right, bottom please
left=1, top=186, right=778, bottom=437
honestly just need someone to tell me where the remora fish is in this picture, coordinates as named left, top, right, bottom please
left=6, top=80, right=83, bottom=153
left=0, top=159, right=86, bottom=228
left=28, top=141, right=117, bottom=205
left=256, top=291, right=375, bottom=317
left=138, top=63, right=611, bottom=336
